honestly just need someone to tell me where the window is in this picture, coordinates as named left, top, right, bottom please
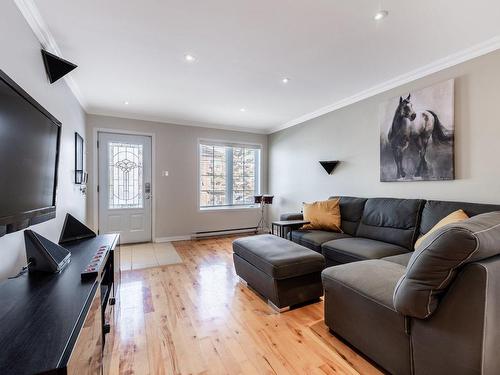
left=199, top=141, right=261, bottom=209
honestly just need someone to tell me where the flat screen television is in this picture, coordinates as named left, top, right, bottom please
left=0, top=69, right=61, bottom=237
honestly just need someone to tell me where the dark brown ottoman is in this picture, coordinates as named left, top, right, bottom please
left=233, top=234, right=325, bottom=311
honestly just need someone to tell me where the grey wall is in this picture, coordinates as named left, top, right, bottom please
left=0, top=2, right=87, bottom=279
left=86, top=114, right=268, bottom=240
left=268, top=49, right=500, bottom=220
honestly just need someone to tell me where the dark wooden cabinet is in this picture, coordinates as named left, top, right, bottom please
left=0, top=234, right=120, bottom=375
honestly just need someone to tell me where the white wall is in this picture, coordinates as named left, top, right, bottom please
left=268, top=49, right=500, bottom=220
left=86, top=114, right=268, bottom=240
left=0, top=1, right=86, bottom=280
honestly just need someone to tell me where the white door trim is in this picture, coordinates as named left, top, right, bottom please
left=92, top=127, right=156, bottom=241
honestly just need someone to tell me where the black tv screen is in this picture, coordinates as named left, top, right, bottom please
left=0, top=70, right=61, bottom=237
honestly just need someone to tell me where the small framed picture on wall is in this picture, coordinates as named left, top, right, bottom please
left=75, top=132, right=84, bottom=184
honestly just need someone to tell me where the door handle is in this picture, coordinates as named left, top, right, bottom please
left=145, top=182, right=152, bottom=200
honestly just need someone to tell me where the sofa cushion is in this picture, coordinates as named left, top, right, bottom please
left=322, top=237, right=409, bottom=265
left=290, top=230, right=351, bottom=253
left=356, top=198, right=424, bottom=249
left=382, top=253, right=412, bottom=267
left=393, top=211, right=500, bottom=319
left=329, top=196, right=368, bottom=235
left=232, top=234, right=325, bottom=279
left=419, top=200, right=500, bottom=236
left=322, top=260, right=411, bottom=375
left=322, top=259, right=406, bottom=309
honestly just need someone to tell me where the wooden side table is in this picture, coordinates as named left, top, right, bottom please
left=271, top=220, right=310, bottom=239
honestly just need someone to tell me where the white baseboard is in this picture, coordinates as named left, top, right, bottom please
left=154, top=235, right=192, bottom=243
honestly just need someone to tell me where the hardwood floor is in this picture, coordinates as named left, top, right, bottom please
left=106, top=236, right=381, bottom=375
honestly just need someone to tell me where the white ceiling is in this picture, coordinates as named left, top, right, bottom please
left=30, top=0, right=500, bottom=133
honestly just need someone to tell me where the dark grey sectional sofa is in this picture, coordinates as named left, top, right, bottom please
left=282, top=196, right=500, bottom=266
left=282, top=196, right=500, bottom=375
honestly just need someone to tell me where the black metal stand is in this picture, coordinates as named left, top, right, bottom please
left=256, top=202, right=267, bottom=233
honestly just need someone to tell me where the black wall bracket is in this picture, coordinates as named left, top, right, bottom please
left=319, top=160, right=340, bottom=175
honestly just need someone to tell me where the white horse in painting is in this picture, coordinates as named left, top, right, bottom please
left=388, top=94, right=452, bottom=178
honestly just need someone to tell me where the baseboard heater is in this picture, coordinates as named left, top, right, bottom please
left=192, top=226, right=258, bottom=239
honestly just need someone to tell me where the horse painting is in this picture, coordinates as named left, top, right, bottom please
left=380, top=80, right=454, bottom=182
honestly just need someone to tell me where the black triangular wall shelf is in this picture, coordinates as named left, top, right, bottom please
left=319, top=160, right=340, bottom=175
left=41, top=50, right=78, bottom=84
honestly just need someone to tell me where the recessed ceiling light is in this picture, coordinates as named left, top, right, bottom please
left=240, top=108, right=246, bottom=112
left=373, top=10, right=389, bottom=21
left=282, top=77, right=290, bottom=84
left=185, top=54, right=196, bottom=62
left=124, top=101, right=129, bottom=105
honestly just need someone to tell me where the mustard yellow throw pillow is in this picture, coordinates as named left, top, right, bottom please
left=302, top=198, right=342, bottom=232
left=415, top=209, right=469, bottom=249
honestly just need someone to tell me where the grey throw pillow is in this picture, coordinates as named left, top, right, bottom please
left=393, top=211, right=500, bottom=319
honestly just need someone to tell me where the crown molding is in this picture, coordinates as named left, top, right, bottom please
left=14, top=0, right=87, bottom=110
left=267, top=35, right=500, bottom=134
left=87, top=109, right=270, bottom=134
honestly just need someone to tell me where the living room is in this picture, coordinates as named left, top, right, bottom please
left=1, top=1, right=500, bottom=374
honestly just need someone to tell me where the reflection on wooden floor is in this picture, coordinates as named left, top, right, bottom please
left=106, top=236, right=381, bottom=374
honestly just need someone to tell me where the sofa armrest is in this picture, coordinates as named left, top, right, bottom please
left=411, top=257, right=500, bottom=375
left=279, top=213, right=303, bottom=221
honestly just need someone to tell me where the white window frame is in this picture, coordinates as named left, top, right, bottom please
left=198, top=139, right=262, bottom=211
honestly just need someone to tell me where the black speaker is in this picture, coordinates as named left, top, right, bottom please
left=59, top=213, right=96, bottom=244
left=24, top=230, right=71, bottom=273
left=41, top=49, right=78, bottom=84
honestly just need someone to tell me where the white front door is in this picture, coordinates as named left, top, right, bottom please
left=98, top=132, right=152, bottom=243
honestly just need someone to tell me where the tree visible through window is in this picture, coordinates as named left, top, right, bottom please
left=200, top=142, right=261, bottom=208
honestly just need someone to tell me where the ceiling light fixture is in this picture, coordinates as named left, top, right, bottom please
left=240, top=108, right=246, bottom=112
left=373, top=10, right=389, bottom=21
left=124, top=101, right=129, bottom=105
left=282, top=77, right=289, bottom=84
left=185, top=54, right=196, bottom=62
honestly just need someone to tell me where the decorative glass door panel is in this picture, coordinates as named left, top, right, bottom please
left=108, top=142, right=143, bottom=209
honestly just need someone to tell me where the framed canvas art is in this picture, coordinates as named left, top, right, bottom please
left=380, top=79, right=455, bottom=182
